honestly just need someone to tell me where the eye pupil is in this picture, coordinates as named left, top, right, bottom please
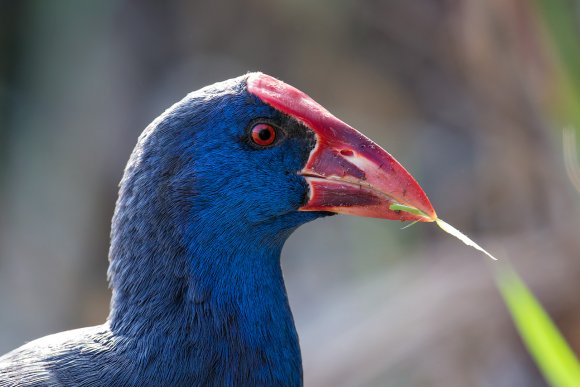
left=251, top=123, right=276, bottom=146
left=258, top=129, right=271, bottom=141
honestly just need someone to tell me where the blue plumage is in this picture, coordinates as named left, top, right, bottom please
left=0, top=73, right=436, bottom=386
left=0, top=74, right=324, bottom=386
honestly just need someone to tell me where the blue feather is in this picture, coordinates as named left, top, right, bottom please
left=0, top=74, right=327, bottom=386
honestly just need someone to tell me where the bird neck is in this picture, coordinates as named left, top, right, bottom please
left=107, top=208, right=302, bottom=384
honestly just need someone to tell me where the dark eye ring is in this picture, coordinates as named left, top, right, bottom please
left=250, top=123, right=276, bottom=146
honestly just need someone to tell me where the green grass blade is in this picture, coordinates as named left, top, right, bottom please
left=389, top=203, right=429, bottom=217
left=496, top=267, right=580, bottom=387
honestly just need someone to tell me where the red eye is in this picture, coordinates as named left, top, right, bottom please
left=251, top=123, right=276, bottom=146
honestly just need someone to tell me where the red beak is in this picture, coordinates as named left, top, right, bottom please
left=248, top=73, right=436, bottom=222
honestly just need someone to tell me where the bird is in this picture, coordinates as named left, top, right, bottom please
left=0, top=73, right=435, bottom=386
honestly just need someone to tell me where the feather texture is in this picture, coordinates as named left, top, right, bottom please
left=0, top=74, right=324, bottom=386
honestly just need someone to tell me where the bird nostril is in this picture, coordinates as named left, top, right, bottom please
left=340, top=149, right=354, bottom=157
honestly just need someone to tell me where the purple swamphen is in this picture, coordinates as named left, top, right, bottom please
left=0, top=73, right=435, bottom=386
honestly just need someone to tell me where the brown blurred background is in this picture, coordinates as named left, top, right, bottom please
left=1, top=1, right=580, bottom=386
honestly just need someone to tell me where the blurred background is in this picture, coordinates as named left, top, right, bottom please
left=1, top=1, right=580, bottom=386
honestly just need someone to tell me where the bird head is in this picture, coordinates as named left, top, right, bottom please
left=116, top=73, right=435, bottom=248
left=187, top=73, right=436, bottom=235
